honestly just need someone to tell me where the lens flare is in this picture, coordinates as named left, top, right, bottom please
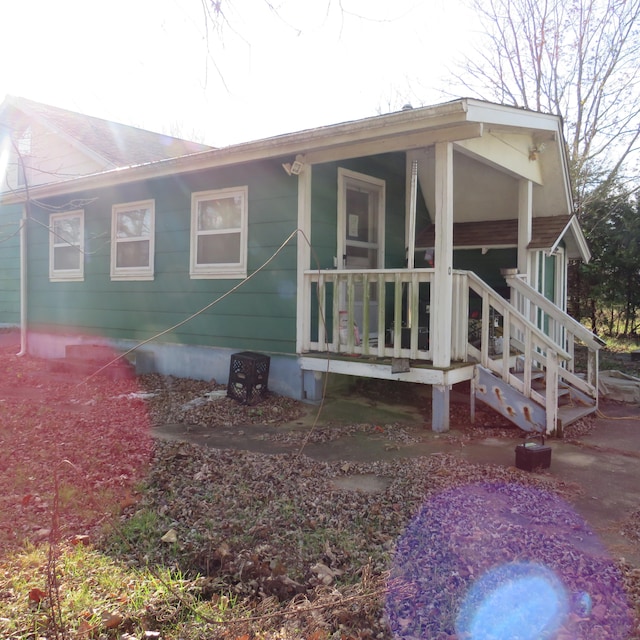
left=385, top=481, right=633, bottom=638
left=0, top=331, right=153, bottom=556
left=455, top=562, right=568, bottom=640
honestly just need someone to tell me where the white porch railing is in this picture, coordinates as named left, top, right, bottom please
left=302, top=268, right=434, bottom=361
left=302, top=268, right=602, bottom=435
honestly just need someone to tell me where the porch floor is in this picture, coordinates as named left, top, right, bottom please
left=299, top=352, right=476, bottom=387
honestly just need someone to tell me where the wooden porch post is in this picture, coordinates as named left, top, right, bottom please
left=296, top=165, right=312, bottom=350
left=515, top=179, right=533, bottom=320
left=432, top=141, right=454, bottom=432
left=517, top=179, right=533, bottom=278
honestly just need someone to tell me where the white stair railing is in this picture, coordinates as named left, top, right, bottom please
left=504, top=273, right=604, bottom=402
left=461, top=271, right=572, bottom=435
left=458, top=270, right=602, bottom=434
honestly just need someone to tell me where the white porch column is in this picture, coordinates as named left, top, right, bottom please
left=296, top=164, right=312, bottom=355
left=516, top=179, right=533, bottom=322
left=432, top=141, right=454, bottom=368
left=406, top=159, right=418, bottom=268
left=517, top=179, right=533, bottom=278
left=431, top=142, right=454, bottom=433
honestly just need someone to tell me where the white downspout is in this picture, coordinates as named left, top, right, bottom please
left=17, top=203, right=27, bottom=356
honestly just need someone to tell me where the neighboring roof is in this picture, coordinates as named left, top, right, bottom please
left=415, top=215, right=590, bottom=261
left=0, top=95, right=213, bottom=168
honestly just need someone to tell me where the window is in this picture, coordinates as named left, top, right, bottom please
left=50, top=210, right=84, bottom=281
left=190, top=187, right=248, bottom=278
left=111, top=199, right=155, bottom=280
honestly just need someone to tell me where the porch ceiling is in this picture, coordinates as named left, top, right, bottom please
left=410, top=131, right=570, bottom=225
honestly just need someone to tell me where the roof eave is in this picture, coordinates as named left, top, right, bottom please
left=0, top=98, right=572, bottom=206
left=557, top=216, right=591, bottom=262
left=0, top=99, right=477, bottom=204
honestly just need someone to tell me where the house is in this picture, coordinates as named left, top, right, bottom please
left=0, top=98, right=603, bottom=436
left=0, top=95, right=213, bottom=326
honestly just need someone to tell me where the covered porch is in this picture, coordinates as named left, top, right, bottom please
left=298, top=267, right=601, bottom=435
left=291, top=100, right=600, bottom=435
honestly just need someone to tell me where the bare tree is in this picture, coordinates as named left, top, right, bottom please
left=454, top=0, right=640, bottom=212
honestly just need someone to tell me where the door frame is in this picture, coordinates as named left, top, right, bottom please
left=337, top=168, right=386, bottom=270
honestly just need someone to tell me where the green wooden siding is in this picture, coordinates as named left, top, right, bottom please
left=0, top=204, right=22, bottom=325
left=450, top=248, right=517, bottom=295
left=27, top=159, right=300, bottom=353
left=309, top=153, right=410, bottom=335
left=414, top=247, right=517, bottom=318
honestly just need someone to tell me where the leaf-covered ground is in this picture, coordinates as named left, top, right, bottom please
left=1, top=332, right=639, bottom=639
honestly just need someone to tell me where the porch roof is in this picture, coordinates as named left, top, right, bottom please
left=415, top=215, right=589, bottom=260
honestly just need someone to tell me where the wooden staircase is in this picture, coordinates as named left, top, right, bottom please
left=474, top=364, right=597, bottom=436
left=462, top=272, right=604, bottom=437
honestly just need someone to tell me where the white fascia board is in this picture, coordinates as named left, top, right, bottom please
left=464, top=99, right=562, bottom=132
left=5, top=98, right=572, bottom=206
left=551, top=216, right=591, bottom=262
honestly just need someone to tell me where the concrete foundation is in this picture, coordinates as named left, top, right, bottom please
left=26, top=331, right=308, bottom=400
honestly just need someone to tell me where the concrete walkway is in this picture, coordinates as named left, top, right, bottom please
left=153, top=389, right=640, bottom=566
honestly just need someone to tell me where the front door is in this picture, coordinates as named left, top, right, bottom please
left=337, top=168, right=386, bottom=339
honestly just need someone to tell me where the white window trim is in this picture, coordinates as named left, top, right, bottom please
left=190, top=186, right=248, bottom=279
left=49, top=210, right=84, bottom=282
left=111, top=199, right=155, bottom=281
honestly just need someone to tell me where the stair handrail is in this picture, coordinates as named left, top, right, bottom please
left=464, top=271, right=573, bottom=435
left=504, top=274, right=605, bottom=350
left=464, top=271, right=572, bottom=361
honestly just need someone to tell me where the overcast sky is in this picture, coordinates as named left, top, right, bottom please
left=0, top=0, right=477, bottom=146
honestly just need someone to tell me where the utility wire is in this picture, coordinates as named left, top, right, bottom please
left=76, top=226, right=333, bottom=454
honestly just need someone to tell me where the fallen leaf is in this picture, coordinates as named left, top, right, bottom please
left=28, top=588, right=47, bottom=603
left=102, top=611, right=123, bottom=629
left=161, top=528, right=178, bottom=543
left=119, top=490, right=140, bottom=510
left=77, top=618, right=97, bottom=637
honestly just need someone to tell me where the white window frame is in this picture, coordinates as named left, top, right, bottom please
left=190, top=186, right=248, bottom=279
left=111, top=199, right=155, bottom=281
left=49, top=210, right=84, bottom=281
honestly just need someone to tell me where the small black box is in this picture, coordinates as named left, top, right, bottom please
left=515, top=443, right=552, bottom=471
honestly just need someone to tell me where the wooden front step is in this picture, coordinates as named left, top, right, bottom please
left=558, top=403, right=597, bottom=429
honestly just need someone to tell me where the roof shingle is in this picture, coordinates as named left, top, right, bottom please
left=416, top=216, right=572, bottom=251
